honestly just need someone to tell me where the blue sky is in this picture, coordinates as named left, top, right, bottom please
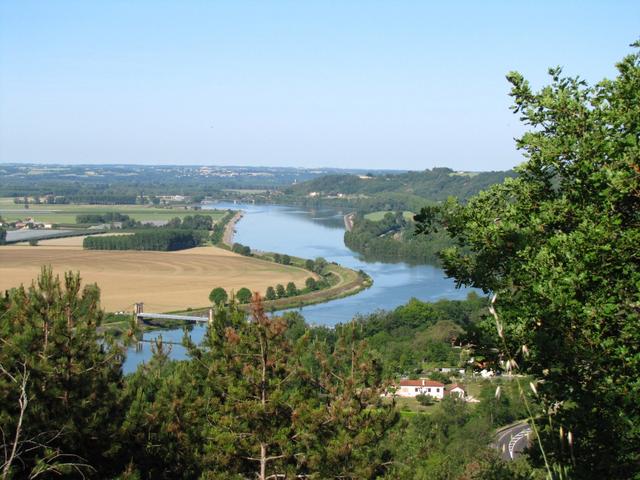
left=0, top=1, right=638, bottom=171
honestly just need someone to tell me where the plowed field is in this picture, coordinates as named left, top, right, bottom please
left=0, top=244, right=312, bottom=312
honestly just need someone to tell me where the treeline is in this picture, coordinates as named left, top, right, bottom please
left=210, top=210, right=235, bottom=244
left=231, top=242, right=252, bottom=256
left=283, top=168, right=514, bottom=206
left=166, top=214, right=213, bottom=230
left=349, top=293, right=487, bottom=377
left=344, top=211, right=452, bottom=265
left=0, top=269, right=536, bottom=479
left=76, top=212, right=140, bottom=227
left=14, top=193, right=139, bottom=205
left=83, top=229, right=206, bottom=251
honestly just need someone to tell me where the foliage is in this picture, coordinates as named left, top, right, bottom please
left=0, top=267, right=125, bottom=478
left=345, top=294, right=487, bottom=377
left=415, top=43, right=640, bottom=478
left=285, top=281, right=297, bottom=297
left=284, top=168, right=514, bottom=210
left=210, top=210, right=235, bottom=244
left=76, top=212, right=138, bottom=227
left=305, top=277, right=318, bottom=291
left=415, top=394, right=434, bottom=406
left=345, top=211, right=452, bottom=265
left=165, top=214, right=214, bottom=230
left=381, top=396, right=534, bottom=479
left=265, top=286, right=276, bottom=300
left=83, top=229, right=206, bottom=251
left=231, top=242, right=252, bottom=256
left=235, top=287, right=252, bottom=304
left=275, top=284, right=286, bottom=298
left=0, top=227, right=5, bottom=245
left=122, top=296, right=399, bottom=479
left=209, top=287, right=228, bottom=305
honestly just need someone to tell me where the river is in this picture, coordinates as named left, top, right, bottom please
left=123, top=202, right=472, bottom=373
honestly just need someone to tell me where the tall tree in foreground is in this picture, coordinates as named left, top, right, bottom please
left=0, top=267, right=125, bottom=478
left=415, top=43, right=640, bottom=478
left=185, top=295, right=397, bottom=479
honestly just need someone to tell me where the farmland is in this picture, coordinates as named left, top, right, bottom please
left=0, top=198, right=226, bottom=224
left=0, top=243, right=313, bottom=312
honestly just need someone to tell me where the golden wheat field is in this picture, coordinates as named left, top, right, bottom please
left=0, top=242, right=313, bottom=312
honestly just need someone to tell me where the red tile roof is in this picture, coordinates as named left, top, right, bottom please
left=399, top=379, right=444, bottom=387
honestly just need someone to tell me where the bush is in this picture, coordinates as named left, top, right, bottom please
left=415, top=394, right=435, bottom=406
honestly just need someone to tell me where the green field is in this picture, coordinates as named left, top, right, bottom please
left=0, top=199, right=226, bottom=224
left=363, top=210, right=415, bottom=222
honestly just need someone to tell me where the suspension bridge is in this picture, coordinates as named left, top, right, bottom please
left=134, top=303, right=213, bottom=325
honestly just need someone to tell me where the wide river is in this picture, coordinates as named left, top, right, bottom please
left=123, top=202, right=472, bottom=373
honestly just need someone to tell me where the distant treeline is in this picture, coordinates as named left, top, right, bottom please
left=83, top=229, right=206, bottom=251
left=77, top=213, right=216, bottom=231
left=344, top=211, right=451, bottom=265
left=15, top=194, right=138, bottom=205
left=165, top=214, right=214, bottom=230
left=282, top=168, right=515, bottom=209
left=76, top=212, right=140, bottom=227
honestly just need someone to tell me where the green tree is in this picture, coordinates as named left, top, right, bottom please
left=313, top=257, right=327, bottom=274
left=0, top=226, right=6, bottom=245
left=285, top=281, right=297, bottom=297
left=209, top=287, right=228, bottom=305
left=0, top=267, right=125, bottom=478
left=265, top=286, right=276, bottom=300
left=305, top=277, right=317, bottom=291
left=236, top=287, right=252, bottom=304
left=305, top=259, right=315, bottom=271
left=273, top=253, right=281, bottom=263
left=181, top=297, right=397, bottom=479
left=281, top=254, right=291, bottom=265
left=275, top=284, right=286, bottom=299
left=415, top=43, right=640, bottom=478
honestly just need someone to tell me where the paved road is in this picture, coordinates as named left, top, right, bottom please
left=494, top=422, right=532, bottom=461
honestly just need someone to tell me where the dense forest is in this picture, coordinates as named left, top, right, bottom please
left=344, top=211, right=452, bottom=264
left=83, top=229, right=207, bottom=251
left=81, top=214, right=218, bottom=251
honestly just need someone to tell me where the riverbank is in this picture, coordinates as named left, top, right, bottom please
left=222, top=210, right=244, bottom=246
left=344, top=212, right=355, bottom=232
left=170, top=261, right=372, bottom=319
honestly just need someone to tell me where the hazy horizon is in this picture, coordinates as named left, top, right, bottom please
left=1, top=1, right=638, bottom=170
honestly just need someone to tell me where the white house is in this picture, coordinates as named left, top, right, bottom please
left=396, top=379, right=445, bottom=399
left=446, top=384, right=466, bottom=398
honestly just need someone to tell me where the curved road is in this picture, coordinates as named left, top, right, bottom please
left=494, top=422, right=532, bottom=460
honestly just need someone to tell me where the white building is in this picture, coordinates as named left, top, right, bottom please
left=446, top=384, right=466, bottom=398
left=396, top=379, right=445, bottom=399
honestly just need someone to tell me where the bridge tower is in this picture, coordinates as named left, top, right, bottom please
left=208, top=307, right=213, bottom=325
left=134, top=302, right=144, bottom=325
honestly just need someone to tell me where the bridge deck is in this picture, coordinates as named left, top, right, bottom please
left=137, top=312, right=208, bottom=323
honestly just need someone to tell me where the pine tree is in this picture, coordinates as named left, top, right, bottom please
left=0, top=267, right=125, bottom=478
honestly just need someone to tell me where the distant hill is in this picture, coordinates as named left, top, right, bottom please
left=283, top=167, right=514, bottom=204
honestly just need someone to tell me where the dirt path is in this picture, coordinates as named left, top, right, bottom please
left=223, top=211, right=244, bottom=246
